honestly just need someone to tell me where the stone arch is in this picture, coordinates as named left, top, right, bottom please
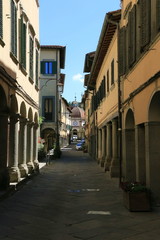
left=148, top=91, right=160, bottom=122
left=28, top=107, right=33, bottom=122
left=125, top=108, right=135, bottom=129
left=0, top=85, right=7, bottom=112
left=41, top=128, right=56, bottom=152
left=34, top=112, right=38, bottom=124
left=124, top=109, right=136, bottom=181
left=10, top=94, right=18, bottom=114
left=20, top=101, right=27, bottom=118
left=146, top=91, right=160, bottom=200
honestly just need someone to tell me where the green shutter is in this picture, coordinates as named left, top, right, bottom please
left=128, top=5, right=136, bottom=67
left=41, top=61, right=45, bottom=74
left=51, top=61, right=57, bottom=74
left=20, top=16, right=26, bottom=68
left=118, top=27, right=126, bottom=76
left=140, top=0, right=151, bottom=49
left=0, top=0, right=3, bottom=38
left=156, top=0, right=160, bottom=31
left=29, top=37, right=34, bottom=79
left=35, top=50, right=39, bottom=86
left=11, top=0, right=17, bottom=56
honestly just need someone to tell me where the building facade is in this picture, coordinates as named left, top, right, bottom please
left=119, top=0, right=160, bottom=203
left=84, top=0, right=160, bottom=203
left=0, top=0, right=40, bottom=189
left=59, top=97, right=72, bottom=147
left=84, top=10, right=121, bottom=177
left=39, top=45, right=66, bottom=153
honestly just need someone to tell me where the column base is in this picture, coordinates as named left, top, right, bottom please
left=9, top=167, right=21, bottom=183
left=19, top=164, right=28, bottom=178
left=0, top=168, right=10, bottom=190
left=110, top=158, right=120, bottom=178
left=104, top=157, right=112, bottom=172
left=27, top=162, right=35, bottom=174
left=100, top=157, right=105, bottom=168
left=33, top=160, right=40, bottom=173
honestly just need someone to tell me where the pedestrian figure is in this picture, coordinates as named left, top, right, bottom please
left=46, top=148, right=54, bottom=165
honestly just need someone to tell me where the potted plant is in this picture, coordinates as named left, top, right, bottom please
left=121, top=182, right=151, bottom=212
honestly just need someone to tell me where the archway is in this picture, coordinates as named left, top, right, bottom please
left=147, top=91, right=160, bottom=201
left=41, top=128, right=56, bottom=153
left=0, top=86, right=9, bottom=189
left=124, top=109, right=136, bottom=181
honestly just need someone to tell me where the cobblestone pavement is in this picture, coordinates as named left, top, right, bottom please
left=0, top=144, right=160, bottom=240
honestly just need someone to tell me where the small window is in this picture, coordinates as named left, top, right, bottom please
left=42, top=96, right=55, bottom=121
left=41, top=61, right=57, bottom=75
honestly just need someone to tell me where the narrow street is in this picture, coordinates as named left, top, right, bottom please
left=0, top=145, right=160, bottom=240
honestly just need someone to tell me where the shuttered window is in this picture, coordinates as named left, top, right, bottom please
left=107, top=70, right=109, bottom=92
left=128, top=5, right=136, bottom=67
left=20, top=16, right=26, bottom=69
left=11, top=0, right=17, bottom=57
left=29, top=36, right=34, bottom=79
left=140, top=0, right=151, bottom=49
left=111, top=59, right=114, bottom=85
left=0, top=0, right=3, bottom=39
left=156, top=0, right=160, bottom=31
left=35, top=50, right=39, bottom=87
left=42, top=96, right=55, bottom=121
left=118, top=27, right=126, bottom=76
left=41, top=61, right=57, bottom=75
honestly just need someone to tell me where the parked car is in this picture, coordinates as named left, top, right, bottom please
left=76, top=142, right=83, bottom=150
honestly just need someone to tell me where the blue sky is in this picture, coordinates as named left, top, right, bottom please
left=39, top=0, right=120, bottom=102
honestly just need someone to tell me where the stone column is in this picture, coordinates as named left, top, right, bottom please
left=18, top=118, right=28, bottom=177
left=0, top=114, right=10, bottom=189
left=97, top=128, right=102, bottom=164
left=145, top=122, right=160, bottom=202
left=100, top=127, right=106, bottom=167
left=33, top=123, right=39, bottom=172
left=26, top=121, right=35, bottom=174
left=135, top=124, right=146, bottom=183
left=110, top=119, right=119, bottom=177
left=9, top=114, right=20, bottom=182
left=104, top=122, right=112, bottom=171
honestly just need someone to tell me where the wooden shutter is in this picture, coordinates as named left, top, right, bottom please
left=20, top=16, right=26, bottom=68
left=128, top=5, right=136, bottom=67
left=140, top=0, right=151, bottom=49
left=51, top=61, right=57, bottom=74
left=29, top=37, right=34, bottom=79
left=0, top=0, right=3, bottom=38
left=118, top=27, right=126, bottom=76
left=40, top=61, right=45, bottom=74
left=156, top=0, right=160, bottom=31
left=35, top=50, right=39, bottom=86
left=111, top=59, right=114, bottom=85
left=11, top=0, right=17, bottom=56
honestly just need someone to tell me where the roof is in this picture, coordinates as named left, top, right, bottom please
left=83, top=51, right=95, bottom=73
left=71, top=107, right=85, bottom=119
left=88, top=9, right=121, bottom=88
left=40, top=45, right=66, bottom=69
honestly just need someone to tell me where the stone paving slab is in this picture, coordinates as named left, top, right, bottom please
left=0, top=146, right=160, bottom=239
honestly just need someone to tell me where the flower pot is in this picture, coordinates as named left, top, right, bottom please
left=123, top=191, right=151, bottom=212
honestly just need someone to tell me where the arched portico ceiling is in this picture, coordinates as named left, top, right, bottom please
left=41, top=128, right=56, bottom=138
left=20, top=101, right=27, bottom=118
left=10, top=94, right=18, bottom=114
left=34, top=112, right=38, bottom=124
left=125, top=109, right=135, bottom=129
left=0, top=85, right=7, bottom=112
left=28, top=107, right=33, bottom=122
left=149, top=91, right=160, bottom=122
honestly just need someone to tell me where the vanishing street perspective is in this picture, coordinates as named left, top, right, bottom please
left=1, top=0, right=160, bottom=239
